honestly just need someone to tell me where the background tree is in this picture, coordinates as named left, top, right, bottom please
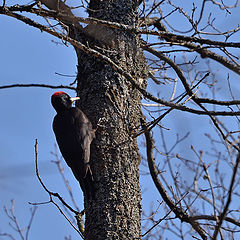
left=1, top=0, right=240, bottom=239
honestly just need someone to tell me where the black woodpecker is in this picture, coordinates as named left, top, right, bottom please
left=51, top=91, right=96, bottom=199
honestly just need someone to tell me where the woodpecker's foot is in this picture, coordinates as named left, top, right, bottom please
left=84, top=163, right=94, bottom=181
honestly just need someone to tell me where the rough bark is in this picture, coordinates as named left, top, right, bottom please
left=73, top=1, right=146, bottom=239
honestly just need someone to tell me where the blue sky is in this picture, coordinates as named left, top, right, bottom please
left=0, top=12, right=84, bottom=239
left=1, top=1, right=240, bottom=239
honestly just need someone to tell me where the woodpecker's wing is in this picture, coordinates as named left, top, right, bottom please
left=70, top=108, right=95, bottom=178
left=53, top=107, right=95, bottom=198
left=53, top=110, right=84, bottom=172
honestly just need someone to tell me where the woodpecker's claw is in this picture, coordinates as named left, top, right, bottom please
left=84, top=163, right=94, bottom=181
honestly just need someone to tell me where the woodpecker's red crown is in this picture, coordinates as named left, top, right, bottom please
left=52, top=91, right=67, bottom=98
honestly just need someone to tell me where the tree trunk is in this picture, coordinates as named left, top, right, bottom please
left=73, top=0, right=146, bottom=239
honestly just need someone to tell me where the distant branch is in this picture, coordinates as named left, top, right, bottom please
left=33, top=139, right=84, bottom=238
left=39, top=0, right=82, bottom=28
left=1, top=200, right=37, bottom=240
left=212, top=152, right=240, bottom=239
left=141, top=192, right=188, bottom=237
left=1, top=5, right=240, bottom=48
left=190, top=215, right=240, bottom=227
left=149, top=20, right=240, bottom=75
left=0, top=84, right=76, bottom=91
left=140, top=117, right=208, bottom=240
left=3, top=8, right=240, bottom=117
left=1, top=6, right=240, bottom=120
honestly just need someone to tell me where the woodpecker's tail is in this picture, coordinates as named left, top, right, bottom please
left=82, top=171, right=95, bottom=200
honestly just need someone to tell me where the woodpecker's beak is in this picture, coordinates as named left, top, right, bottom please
left=70, top=97, right=80, bottom=102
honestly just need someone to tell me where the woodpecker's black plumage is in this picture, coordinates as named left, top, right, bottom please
left=51, top=91, right=95, bottom=199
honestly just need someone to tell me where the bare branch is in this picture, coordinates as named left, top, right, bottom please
left=1, top=200, right=37, bottom=240
left=0, top=84, right=76, bottom=91
left=33, top=139, right=84, bottom=238
left=190, top=215, right=240, bottom=227
left=140, top=117, right=208, bottom=240
left=39, top=0, right=82, bottom=28
left=25, top=206, right=37, bottom=240
left=2, top=5, right=240, bottom=48
left=212, top=152, right=240, bottom=239
left=141, top=192, right=188, bottom=237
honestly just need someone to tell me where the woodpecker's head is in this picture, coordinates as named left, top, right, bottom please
left=51, top=91, right=80, bottom=112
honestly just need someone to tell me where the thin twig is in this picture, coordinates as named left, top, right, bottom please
left=140, top=117, right=208, bottom=240
left=25, top=206, right=37, bottom=240
left=141, top=192, right=189, bottom=237
left=3, top=6, right=240, bottom=48
left=212, top=152, right=240, bottom=239
left=1, top=9, right=240, bottom=118
left=0, top=84, right=76, bottom=91
left=33, top=139, right=84, bottom=238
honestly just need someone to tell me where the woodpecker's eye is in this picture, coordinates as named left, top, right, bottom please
left=62, top=94, right=71, bottom=102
